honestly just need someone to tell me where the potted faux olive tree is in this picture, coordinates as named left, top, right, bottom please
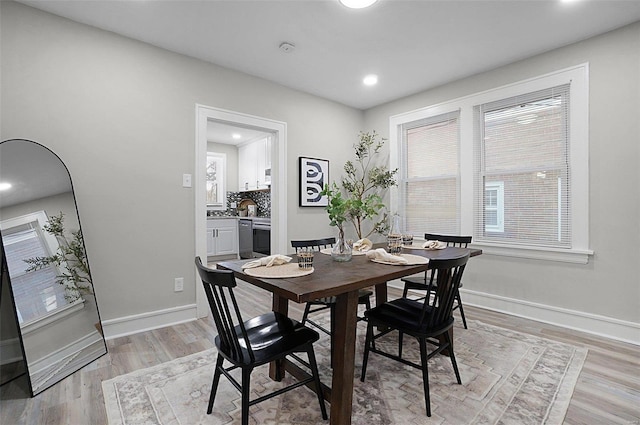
left=323, top=130, right=398, bottom=242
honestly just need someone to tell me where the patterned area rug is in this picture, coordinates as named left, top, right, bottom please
left=102, top=320, right=586, bottom=424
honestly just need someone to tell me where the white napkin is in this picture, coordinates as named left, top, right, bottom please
left=366, top=248, right=409, bottom=264
left=352, top=238, right=373, bottom=252
left=241, top=254, right=292, bottom=269
left=422, top=240, right=447, bottom=250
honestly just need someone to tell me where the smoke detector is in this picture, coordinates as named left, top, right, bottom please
left=279, top=42, right=295, bottom=53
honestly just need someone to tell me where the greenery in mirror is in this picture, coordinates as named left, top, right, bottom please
left=23, top=212, right=93, bottom=303
left=322, top=131, right=398, bottom=240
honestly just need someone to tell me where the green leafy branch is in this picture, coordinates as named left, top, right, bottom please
left=339, top=131, right=398, bottom=239
left=23, top=212, right=93, bottom=302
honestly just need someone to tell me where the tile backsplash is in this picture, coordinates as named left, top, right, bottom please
left=208, top=190, right=271, bottom=218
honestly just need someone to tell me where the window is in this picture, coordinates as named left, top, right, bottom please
left=390, top=64, right=592, bottom=263
left=475, top=85, right=569, bottom=246
left=1, top=212, right=74, bottom=324
left=206, top=152, right=226, bottom=210
left=400, top=111, right=460, bottom=236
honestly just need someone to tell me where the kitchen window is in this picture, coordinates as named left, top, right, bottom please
left=390, top=64, right=592, bottom=263
left=206, top=152, right=226, bottom=210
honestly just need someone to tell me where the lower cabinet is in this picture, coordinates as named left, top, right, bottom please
left=207, top=218, right=238, bottom=256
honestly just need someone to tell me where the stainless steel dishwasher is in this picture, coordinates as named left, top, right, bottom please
left=238, top=219, right=253, bottom=259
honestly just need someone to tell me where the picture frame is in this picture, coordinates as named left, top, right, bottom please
left=299, top=156, right=329, bottom=207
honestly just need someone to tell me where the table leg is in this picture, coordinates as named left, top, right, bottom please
left=269, top=294, right=289, bottom=381
left=329, top=290, right=359, bottom=425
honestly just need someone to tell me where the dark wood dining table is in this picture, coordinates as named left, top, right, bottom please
left=217, top=245, right=482, bottom=425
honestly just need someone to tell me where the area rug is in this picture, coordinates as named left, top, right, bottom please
left=102, top=320, right=587, bottom=424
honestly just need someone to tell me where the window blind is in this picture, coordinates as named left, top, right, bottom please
left=2, top=221, right=70, bottom=324
left=473, top=84, right=570, bottom=247
left=401, top=111, right=460, bottom=236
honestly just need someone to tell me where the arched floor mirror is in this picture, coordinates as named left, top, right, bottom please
left=0, top=139, right=106, bottom=396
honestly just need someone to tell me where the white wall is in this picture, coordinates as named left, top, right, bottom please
left=1, top=2, right=363, bottom=328
left=364, top=22, right=640, bottom=342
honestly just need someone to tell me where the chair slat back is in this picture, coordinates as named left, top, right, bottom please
left=419, top=254, right=469, bottom=328
left=424, top=233, right=472, bottom=248
left=291, top=237, right=336, bottom=252
left=195, top=257, right=254, bottom=362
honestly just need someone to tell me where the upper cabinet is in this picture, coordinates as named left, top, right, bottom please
left=238, top=136, right=271, bottom=191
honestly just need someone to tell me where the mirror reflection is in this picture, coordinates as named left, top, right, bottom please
left=0, top=139, right=106, bottom=396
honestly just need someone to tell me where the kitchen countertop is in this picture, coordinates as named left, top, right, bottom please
left=207, top=215, right=270, bottom=221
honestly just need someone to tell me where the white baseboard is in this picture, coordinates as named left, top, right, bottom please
left=388, top=280, right=640, bottom=346
left=101, top=304, right=198, bottom=340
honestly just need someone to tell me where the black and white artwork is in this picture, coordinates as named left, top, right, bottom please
left=299, top=157, right=329, bottom=207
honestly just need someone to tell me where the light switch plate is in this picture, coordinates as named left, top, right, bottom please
left=182, top=174, right=192, bottom=188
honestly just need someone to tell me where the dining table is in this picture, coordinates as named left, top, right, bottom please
left=217, top=244, right=482, bottom=425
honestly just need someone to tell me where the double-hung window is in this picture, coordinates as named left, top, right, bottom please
left=390, top=64, right=591, bottom=263
left=400, top=112, right=460, bottom=236
left=475, top=85, right=570, bottom=246
left=1, top=211, right=75, bottom=325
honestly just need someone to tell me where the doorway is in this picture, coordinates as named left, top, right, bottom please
left=195, top=105, right=287, bottom=317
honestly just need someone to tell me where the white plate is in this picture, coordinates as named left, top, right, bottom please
left=370, top=253, right=430, bottom=266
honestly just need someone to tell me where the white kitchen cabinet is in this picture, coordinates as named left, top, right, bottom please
left=238, top=142, right=258, bottom=191
left=207, top=218, right=238, bottom=256
left=238, top=137, right=271, bottom=191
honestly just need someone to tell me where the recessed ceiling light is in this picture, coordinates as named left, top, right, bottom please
left=363, top=74, right=378, bottom=86
left=232, top=133, right=242, bottom=140
left=339, top=0, right=378, bottom=9
left=0, top=182, right=12, bottom=191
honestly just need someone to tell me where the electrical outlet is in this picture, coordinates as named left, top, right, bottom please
left=174, top=277, right=184, bottom=292
left=182, top=174, right=192, bottom=188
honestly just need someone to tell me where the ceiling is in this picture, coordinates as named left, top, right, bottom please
left=0, top=140, right=72, bottom=208
left=207, top=120, right=272, bottom=145
left=16, top=0, right=640, bottom=110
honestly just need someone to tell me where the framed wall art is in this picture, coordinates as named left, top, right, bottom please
left=299, top=156, right=329, bottom=207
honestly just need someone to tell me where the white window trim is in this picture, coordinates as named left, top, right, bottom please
left=390, top=63, right=593, bottom=264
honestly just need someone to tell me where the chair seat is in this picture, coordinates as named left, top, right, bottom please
left=216, top=312, right=320, bottom=366
left=365, top=298, right=454, bottom=337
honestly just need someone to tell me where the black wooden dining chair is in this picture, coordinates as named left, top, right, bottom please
left=291, top=238, right=372, bottom=366
left=194, top=257, right=327, bottom=425
left=400, top=233, right=472, bottom=329
left=360, top=254, right=470, bottom=417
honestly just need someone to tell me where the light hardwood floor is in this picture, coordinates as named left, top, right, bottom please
left=1, top=282, right=638, bottom=424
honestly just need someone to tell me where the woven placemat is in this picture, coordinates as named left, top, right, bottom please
left=243, top=262, right=314, bottom=278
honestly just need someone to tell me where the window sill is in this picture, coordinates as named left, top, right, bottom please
left=471, top=242, right=594, bottom=264
left=20, top=298, right=86, bottom=335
